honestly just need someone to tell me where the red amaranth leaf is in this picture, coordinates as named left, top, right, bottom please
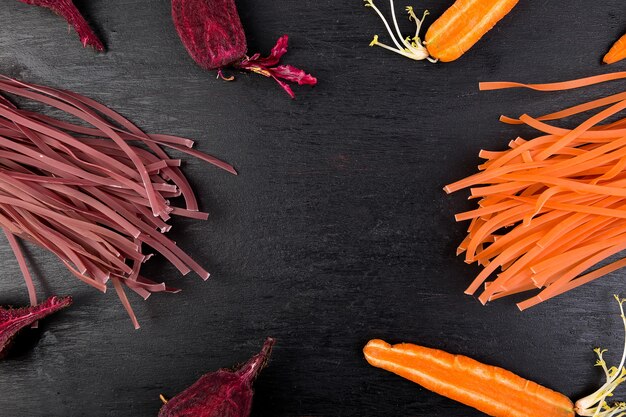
left=0, top=295, right=72, bottom=358
left=158, top=337, right=275, bottom=417
left=171, top=0, right=316, bottom=98
left=18, top=0, right=104, bottom=51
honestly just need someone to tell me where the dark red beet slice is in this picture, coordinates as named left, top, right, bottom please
left=171, top=0, right=316, bottom=98
left=171, top=0, right=246, bottom=70
left=0, top=295, right=72, bottom=358
left=159, top=337, right=275, bottom=417
left=18, top=0, right=104, bottom=51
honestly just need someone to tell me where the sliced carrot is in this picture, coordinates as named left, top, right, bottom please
left=363, top=339, right=574, bottom=417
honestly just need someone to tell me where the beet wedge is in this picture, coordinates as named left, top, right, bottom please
left=18, top=0, right=104, bottom=51
left=0, top=295, right=72, bottom=358
left=159, top=337, right=275, bottom=417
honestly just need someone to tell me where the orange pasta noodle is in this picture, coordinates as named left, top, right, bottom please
left=446, top=71, right=626, bottom=309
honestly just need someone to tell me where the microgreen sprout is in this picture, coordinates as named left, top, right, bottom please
left=576, top=295, right=626, bottom=417
left=364, top=0, right=436, bottom=62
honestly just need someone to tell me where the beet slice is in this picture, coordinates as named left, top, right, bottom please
left=0, top=295, right=72, bottom=358
left=17, top=0, right=104, bottom=51
left=172, top=0, right=246, bottom=70
left=171, top=0, right=316, bottom=98
left=159, top=338, right=275, bottom=417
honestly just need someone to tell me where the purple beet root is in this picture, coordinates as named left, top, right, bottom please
left=171, top=0, right=316, bottom=98
left=158, top=337, right=275, bottom=417
left=171, top=0, right=246, bottom=70
left=18, top=0, right=104, bottom=51
left=0, top=295, right=72, bottom=358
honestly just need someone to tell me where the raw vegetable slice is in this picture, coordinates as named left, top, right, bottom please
left=158, top=337, right=275, bottom=417
left=425, top=0, right=519, bottom=62
left=446, top=71, right=626, bottom=309
left=0, top=295, right=71, bottom=358
left=17, top=0, right=104, bottom=51
left=0, top=76, right=235, bottom=328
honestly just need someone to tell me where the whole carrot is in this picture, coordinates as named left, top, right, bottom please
left=604, top=33, right=626, bottom=64
left=363, top=339, right=574, bottom=417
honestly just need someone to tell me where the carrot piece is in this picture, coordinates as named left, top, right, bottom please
left=604, top=33, right=626, bottom=64
left=425, top=0, right=519, bottom=62
left=363, top=339, right=574, bottom=417
left=364, top=0, right=517, bottom=63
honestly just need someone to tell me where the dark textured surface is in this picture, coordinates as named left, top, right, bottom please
left=0, top=1, right=625, bottom=416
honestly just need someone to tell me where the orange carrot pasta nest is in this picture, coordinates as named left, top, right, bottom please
left=445, top=71, right=626, bottom=310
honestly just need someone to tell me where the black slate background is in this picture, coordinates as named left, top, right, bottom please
left=0, top=1, right=625, bottom=416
